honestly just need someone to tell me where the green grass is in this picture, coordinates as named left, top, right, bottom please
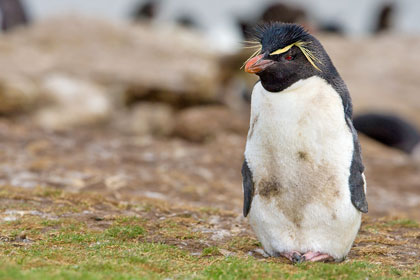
left=1, top=220, right=417, bottom=280
left=0, top=255, right=415, bottom=280
left=104, top=225, right=145, bottom=240
left=383, top=219, right=419, bottom=228
left=0, top=186, right=419, bottom=280
left=198, top=258, right=391, bottom=280
left=202, top=246, right=221, bottom=256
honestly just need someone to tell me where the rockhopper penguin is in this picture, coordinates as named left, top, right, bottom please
left=242, top=23, right=368, bottom=263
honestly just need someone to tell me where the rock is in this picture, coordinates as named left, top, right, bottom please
left=117, top=102, right=175, bottom=136
left=174, top=106, right=248, bottom=142
left=35, top=74, right=112, bottom=130
left=105, top=174, right=130, bottom=191
left=0, top=78, right=39, bottom=114
left=0, top=16, right=223, bottom=108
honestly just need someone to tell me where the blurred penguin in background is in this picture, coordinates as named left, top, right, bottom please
left=0, top=0, right=28, bottom=31
left=239, top=3, right=309, bottom=41
left=374, top=3, right=395, bottom=34
left=354, top=113, right=420, bottom=155
left=132, top=0, right=159, bottom=22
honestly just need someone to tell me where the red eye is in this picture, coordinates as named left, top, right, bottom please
left=285, top=55, right=293, bottom=61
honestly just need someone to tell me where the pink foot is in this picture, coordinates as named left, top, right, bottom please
left=280, top=251, right=304, bottom=263
left=303, top=251, right=334, bottom=262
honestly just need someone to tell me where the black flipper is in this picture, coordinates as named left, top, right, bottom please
left=242, top=159, right=254, bottom=217
left=325, top=69, right=368, bottom=213
left=346, top=116, right=368, bottom=213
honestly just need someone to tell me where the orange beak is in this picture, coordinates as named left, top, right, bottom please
left=244, top=54, right=274, bottom=74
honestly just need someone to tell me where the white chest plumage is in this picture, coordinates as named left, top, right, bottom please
left=245, top=76, right=361, bottom=260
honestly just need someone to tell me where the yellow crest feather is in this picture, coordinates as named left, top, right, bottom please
left=270, top=41, right=322, bottom=71
left=270, top=44, right=294, bottom=55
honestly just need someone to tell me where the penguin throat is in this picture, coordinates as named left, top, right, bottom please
left=259, top=72, right=315, bottom=93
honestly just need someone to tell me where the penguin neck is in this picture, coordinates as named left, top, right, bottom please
left=261, top=75, right=321, bottom=95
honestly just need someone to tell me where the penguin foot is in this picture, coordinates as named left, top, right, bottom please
left=302, top=251, right=334, bottom=262
left=280, top=251, right=304, bottom=263
left=279, top=251, right=334, bottom=263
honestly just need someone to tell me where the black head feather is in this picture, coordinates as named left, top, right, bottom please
left=252, top=22, right=311, bottom=53
left=246, top=22, right=353, bottom=116
left=246, top=22, right=346, bottom=94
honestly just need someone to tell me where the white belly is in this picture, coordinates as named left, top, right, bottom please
left=245, top=77, right=361, bottom=260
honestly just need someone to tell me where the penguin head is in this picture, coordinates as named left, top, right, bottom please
left=244, top=23, right=335, bottom=92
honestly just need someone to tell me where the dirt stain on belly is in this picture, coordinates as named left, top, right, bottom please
left=256, top=157, right=341, bottom=228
